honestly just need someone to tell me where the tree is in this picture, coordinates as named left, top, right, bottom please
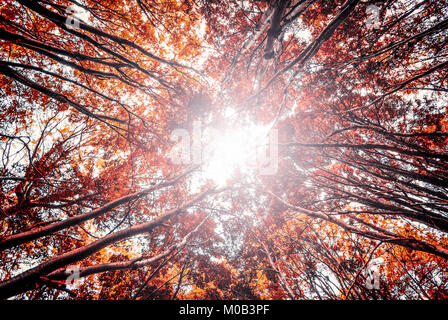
left=1, top=0, right=447, bottom=300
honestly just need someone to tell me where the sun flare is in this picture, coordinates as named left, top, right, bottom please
left=201, top=121, right=272, bottom=185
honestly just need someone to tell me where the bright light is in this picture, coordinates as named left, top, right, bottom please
left=201, top=122, right=271, bottom=186
left=170, top=108, right=278, bottom=189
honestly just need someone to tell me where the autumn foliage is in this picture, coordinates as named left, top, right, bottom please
left=1, top=0, right=448, bottom=300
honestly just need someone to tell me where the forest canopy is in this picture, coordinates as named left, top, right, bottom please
left=0, top=0, right=448, bottom=300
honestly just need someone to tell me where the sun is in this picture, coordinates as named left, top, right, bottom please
left=169, top=108, right=278, bottom=187
left=200, top=117, right=275, bottom=186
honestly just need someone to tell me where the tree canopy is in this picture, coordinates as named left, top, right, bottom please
left=1, top=0, right=447, bottom=300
